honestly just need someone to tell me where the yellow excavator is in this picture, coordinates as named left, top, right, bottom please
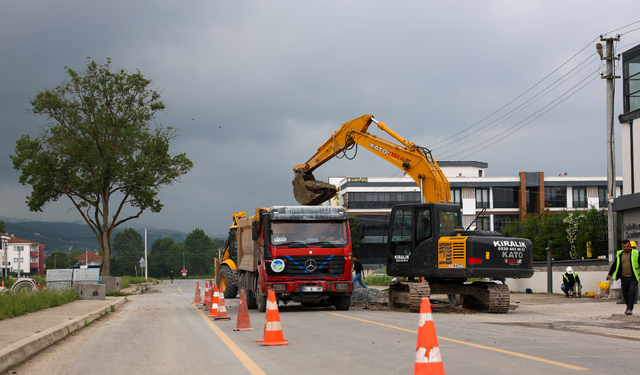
left=293, top=114, right=533, bottom=313
left=217, top=211, right=246, bottom=299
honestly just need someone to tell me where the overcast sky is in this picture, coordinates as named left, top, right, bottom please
left=1, top=1, right=640, bottom=238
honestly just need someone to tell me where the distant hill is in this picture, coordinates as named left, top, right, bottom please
left=3, top=221, right=193, bottom=256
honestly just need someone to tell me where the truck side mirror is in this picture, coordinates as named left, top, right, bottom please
left=252, top=220, right=259, bottom=241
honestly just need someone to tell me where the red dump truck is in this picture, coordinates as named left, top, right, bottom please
left=236, top=205, right=354, bottom=312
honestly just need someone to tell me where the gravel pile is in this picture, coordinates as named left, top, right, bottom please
left=351, top=285, right=385, bottom=303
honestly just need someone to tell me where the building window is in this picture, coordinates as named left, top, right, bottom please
left=598, top=186, right=608, bottom=208
left=493, top=187, right=519, bottom=208
left=544, top=186, right=567, bottom=208
left=475, top=188, right=489, bottom=209
left=623, top=44, right=640, bottom=113
left=573, top=187, right=587, bottom=208
left=494, top=214, right=519, bottom=233
left=450, top=188, right=462, bottom=208
left=475, top=215, right=490, bottom=230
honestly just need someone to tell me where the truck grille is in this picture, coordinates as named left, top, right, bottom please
left=280, top=255, right=344, bottom=276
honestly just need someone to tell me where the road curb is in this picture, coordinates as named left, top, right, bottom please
left=0, top=297, right=127, bottom=371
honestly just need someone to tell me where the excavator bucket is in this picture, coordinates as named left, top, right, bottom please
left=292, top=169, right=337, bottom=206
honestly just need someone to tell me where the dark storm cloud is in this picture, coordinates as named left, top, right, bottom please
left=1, top=0, right=639, bottom=236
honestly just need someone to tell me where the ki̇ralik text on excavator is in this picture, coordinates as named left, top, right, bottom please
left=292, top=114, right=533, bottom=313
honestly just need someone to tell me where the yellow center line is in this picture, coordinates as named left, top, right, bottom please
left=194, top=303, right=266, bottom=375
left=325, top=312, right=588, bottom=371
left=178, top=287, right=183, bottom=293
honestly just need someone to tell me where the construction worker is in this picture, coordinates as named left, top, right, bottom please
left=607, top=239, right=640, bottom=315
left=615, top=240, right=638, bottom=305
left=561, top=266, right=581, bottom=297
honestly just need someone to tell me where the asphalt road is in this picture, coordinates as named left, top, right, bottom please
left=9, top=280, right=640, bottom=374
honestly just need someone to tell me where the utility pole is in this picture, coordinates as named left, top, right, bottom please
left=17, top=247, right=22, bottom=278
left=599, top=36, right=621, bottom=266
left=144, top=228, right=148, bottom=281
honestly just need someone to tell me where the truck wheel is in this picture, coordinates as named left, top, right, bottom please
left=334, top=296, right=351, bottom=311
left=256, top=274, right=267, bottom=313
left=240, top=272, right=257, bottom=309
left=220, top=265, right=238, bottom=299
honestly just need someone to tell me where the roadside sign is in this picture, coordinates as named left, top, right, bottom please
left=139, top=257, right=146, bottom=268
left=181, top=268, right=187, bottom=277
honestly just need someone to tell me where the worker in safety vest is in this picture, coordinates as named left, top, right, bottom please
left=560, top=266, right=581, bottom=297
left=607, top=239, right=640, bottom=315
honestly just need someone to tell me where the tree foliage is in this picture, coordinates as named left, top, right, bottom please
left=502, top=208, right=613, bottom=261
left=10, top=59, right=193, bottom=276
left=110, top=228, right=144, bottom=276
left=0, top=220, right=5, bottom=234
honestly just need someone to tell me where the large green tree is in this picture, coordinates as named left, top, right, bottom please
left=45, top=250, right=71, bottom=269
left=10, top=59, right=193, bottom=276
left=111, top=228, right=144, bottom=276
left=183, top=228, right=215, bottom=275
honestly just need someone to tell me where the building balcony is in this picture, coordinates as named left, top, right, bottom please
left=30, top=251, right=38, bottom=257
left=30, top=262, right=37, bottom=268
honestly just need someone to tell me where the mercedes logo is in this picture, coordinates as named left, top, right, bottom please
left=304, top=259, right=318, bottom=272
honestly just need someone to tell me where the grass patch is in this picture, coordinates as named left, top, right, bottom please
left=106, top=290, right=132, bottom=297
left=364, top=270, right=393, bottom=286
left=120, top=276, right=155, bottom=289
left=0, top=289, right=78, bottom=320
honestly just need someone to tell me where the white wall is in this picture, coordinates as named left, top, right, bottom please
left=508, top=270, right=611, bottom=295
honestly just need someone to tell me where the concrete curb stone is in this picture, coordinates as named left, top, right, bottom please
left=0, top=296, right=127, bottom=371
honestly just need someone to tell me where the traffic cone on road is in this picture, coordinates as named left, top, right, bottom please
left=208, top=285, right=220, bottom=318
left=203, top=283, right=210, bottom=309
left=234, top=288, right=253, bottom=331
left=414, top=298, right=445, bottom=375
left=213, top=291, right=231, bottom=321
left=194, top=281, right=202, bottom=304
left=257, top=288, right=288, bottom=346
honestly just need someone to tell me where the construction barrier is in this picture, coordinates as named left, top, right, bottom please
left=234, top=287, right=253, bottom=331
left=257, top=288, right=288, bottom=346
left=414, top=298, right=445, bottom=375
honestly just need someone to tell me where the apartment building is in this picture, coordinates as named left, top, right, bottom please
left=0, top=233, right=44, bottom=277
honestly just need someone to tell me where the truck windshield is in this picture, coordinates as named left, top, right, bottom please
left=271, top=221, right=347, bottom=246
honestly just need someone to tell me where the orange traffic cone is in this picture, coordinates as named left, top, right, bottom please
left=213, top=291, right=231, bottom=321
left=194, top=281, right=202, bottom=304
left=414, top=298, right=445, bottom=375
left=203, top=283, right=210, bottom=309
left=234, top=288, right=253, bottom=331
left=37, top=283, right=41, bottom=289
left=257, top=288, right=288, bottom=346
left=1, top=280, right=4, bottom=288
left=209, top=285, right=219, bottom=318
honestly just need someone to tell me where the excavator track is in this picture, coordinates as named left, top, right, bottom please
left=462, top=282, right=510, bottom=314
left=389, top=281, right=431, bottom=312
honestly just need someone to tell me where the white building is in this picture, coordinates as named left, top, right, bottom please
left=324, top=162, right=623, bottom=264
left=1, top=233, right=42, bottom=277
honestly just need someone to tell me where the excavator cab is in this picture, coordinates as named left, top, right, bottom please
left=387, top=203, right=462, bottom=278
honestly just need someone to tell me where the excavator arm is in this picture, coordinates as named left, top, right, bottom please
left=293, top=114, right=451, bottom=205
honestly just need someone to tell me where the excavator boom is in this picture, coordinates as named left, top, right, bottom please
left=293, top=115, right=451, bottom=205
